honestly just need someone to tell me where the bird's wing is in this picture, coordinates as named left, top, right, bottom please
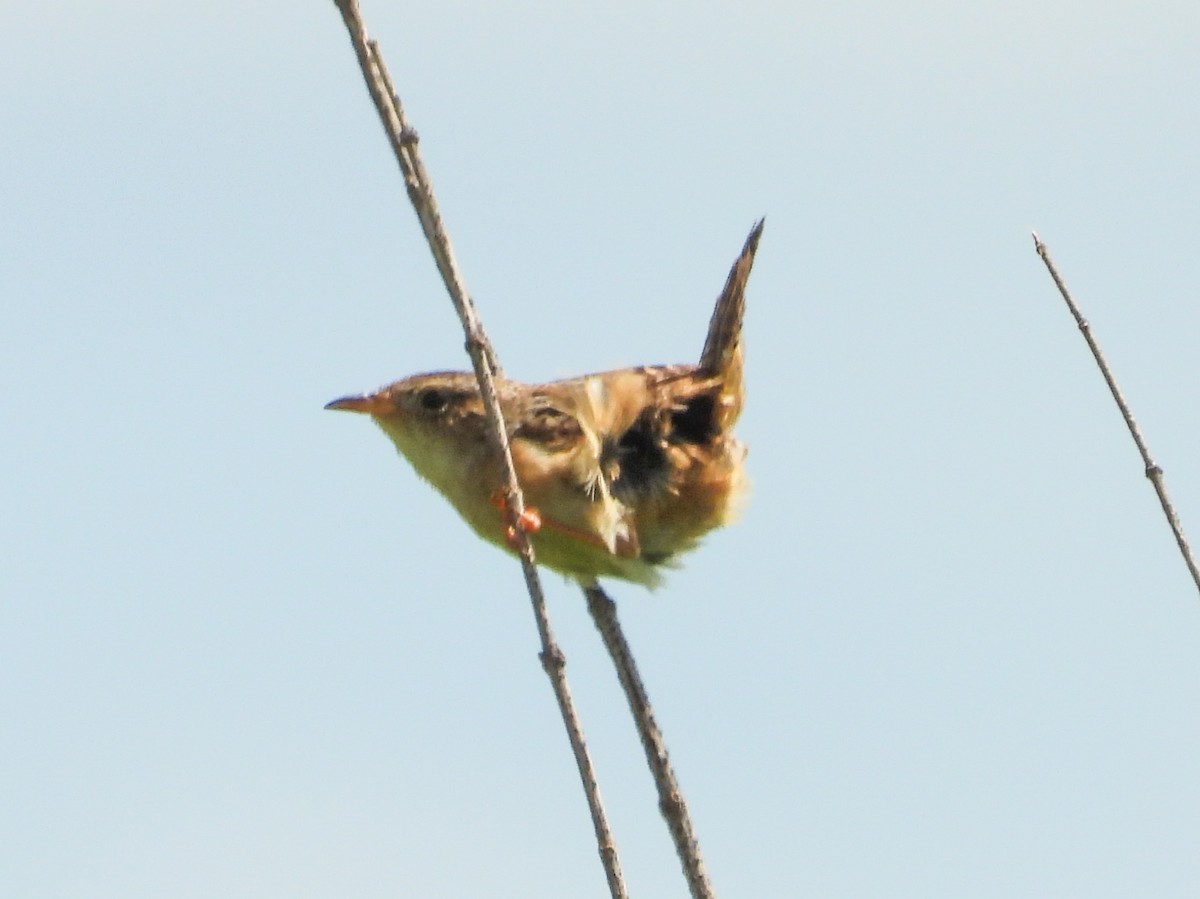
left=509, top=383, right=640, bottom=558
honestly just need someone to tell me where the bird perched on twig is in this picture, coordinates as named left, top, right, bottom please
left=327, top=220, right=763, bottom=587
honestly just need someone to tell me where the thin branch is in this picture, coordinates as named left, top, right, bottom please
left=330, top=2, right=628, bottom=895
left=584, top=584, right=715, bottom=899
left=1032, top=231, right=1200, bottom=597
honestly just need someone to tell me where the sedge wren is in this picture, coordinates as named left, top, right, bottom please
left=327, top=220, right=763, bottom=587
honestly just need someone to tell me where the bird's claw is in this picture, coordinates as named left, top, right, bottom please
left=490, top=490, right=542, bottom=548
left=505, top=507, right=542, bottom=549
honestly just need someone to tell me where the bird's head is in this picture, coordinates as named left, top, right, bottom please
left=325, top=371, right=491, bottom=493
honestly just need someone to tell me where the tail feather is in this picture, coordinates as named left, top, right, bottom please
left=697, top=218, right=764, bottom=427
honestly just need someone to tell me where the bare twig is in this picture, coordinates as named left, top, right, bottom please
left=330, top=2, right=628, bottom=895
left=1032, top=231, right=1200, bottom=596
left=584, top=584, right=715, bottom=899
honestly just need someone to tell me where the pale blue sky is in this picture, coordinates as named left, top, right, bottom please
left=4, top=1, right=1199, bottom=896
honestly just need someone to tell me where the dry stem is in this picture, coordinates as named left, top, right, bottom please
left=330, top=2, right=627, bottom=895
left=585, top=584, right=715, bottom=899
left=1032, top=232, right=1200, bottom=596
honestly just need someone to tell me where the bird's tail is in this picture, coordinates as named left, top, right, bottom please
left=697, top=218, right=764, bottom=427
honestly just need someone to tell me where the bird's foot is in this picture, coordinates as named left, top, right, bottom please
left=489, top=490, right=542, bottom=549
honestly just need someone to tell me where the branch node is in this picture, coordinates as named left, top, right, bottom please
left=540, top=646, right=567, bottom=674
left=464, top=332, right=491, bottom=358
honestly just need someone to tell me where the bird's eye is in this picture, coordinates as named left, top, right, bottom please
left=418, top=388, right=448, bottom=412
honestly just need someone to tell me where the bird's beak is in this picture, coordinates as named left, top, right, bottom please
left=324, top=391, right=394, bottom=415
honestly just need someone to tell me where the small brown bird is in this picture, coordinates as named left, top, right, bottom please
left=327, top=220, right=763, bottom=586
